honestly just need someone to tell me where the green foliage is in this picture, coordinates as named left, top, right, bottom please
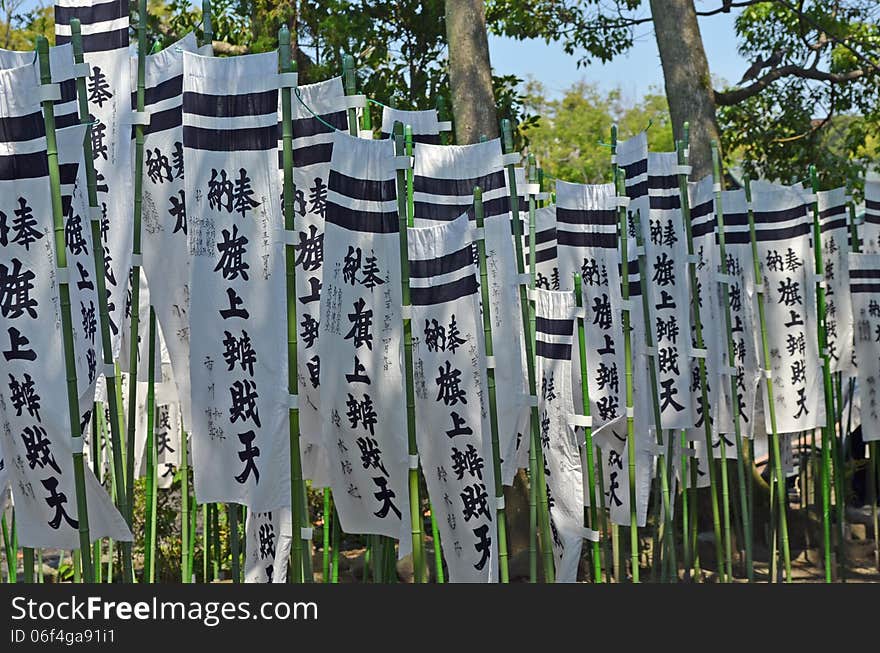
left=522, top=79, right=673, bottom=185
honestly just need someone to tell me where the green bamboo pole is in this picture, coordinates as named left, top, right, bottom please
left=630, top=210, right=678, bottom=581
left=573, top=274, right=604, bottom=582
left=69, top=18, right=133, bottom=584
left=526, top=155, right=556, bottom=583
left=278, top=26, right=311, bottom=584
left=473, top=186, right=511, bottom=583
left=613, top=168, right=639, bottom=583
left=91, top=405, right=102, bottom=582
left=429, top=511, right=444, bottom=583
left=393, top=122, right=426, bottom=583
left=201, top=0, right=212, bottom=47
left=124, top=0, right=149, bottom=533
left=187, top=493, right=196, bottom=582
left=832, top=370, right=847, bottom=576
left=330, top=502, right=340, bottom=583
left=37, top=550, right=43, bottom=583
left=710, top=142, right=754, bottom=581
left=180, top=424, right=190, bottom=582
left=322, top=489, right=331, bottom=582
left=211, top=504, right=220, bottom=580
left=22, top=548, right=33, bottom=583
left=37, top=36, right=94, bottom=583
left=1, top=514, right=14, bottom=582
left=676, top=135, right=729, bottom=581
left=807, top=165, right=840, bottom=583
left=743, top=175, right=792, bottom=582
left=143, top=308, right=158, bottom=583
left=229, top=504, right=240, bottom=582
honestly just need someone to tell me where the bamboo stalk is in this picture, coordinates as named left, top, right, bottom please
left=91, top=405, right=102, bottom=583
left=201, top=0, right=212, bottom=47
left=743, top=176, right=792, bottom=582
left=36, top=36, right=94, bottom=582
left=710, top=142, right=754, bottom=581
left=473, top=187, right=511, bottom=583
left=278, top=25, right=311, bottom=583
left=22, top=548, right=33, bottom=583
left=229, top=504, right=239, bottom=582
left=144, top=307, right=158, bottom=583
left=181, top=424, right=190, bottom=582
left=393, top=122, right=425, bottom=583
left=69, top=18, right=133, bottom=584
left=573, top=274, right=604, bottom=582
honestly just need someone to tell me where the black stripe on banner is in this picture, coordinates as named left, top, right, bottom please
left=536, top=316, right=573, bottom=336
left=56, top=27, right=129, bottom=53
left=556, top=229, right=617, bottom=249
left=59, top=79, right=77, bottom=102
left=627, top=259, right=639, bottom=274
left=536, top=248, right=557, bottom=264
left=182, top=125, right=277, bottom=151
left=413, top=170, right=507, bottom=196
left=535, top=228, right=556, bottom=246
left=0, top=112, right=45, bottom=143
left=621, top=159, right=647, bottom=179
left=649, top=194, right=680, bottom=210
left=865, top=199, right=880, bottom=211
left=380, top=132, right=442, bottom=145
left=690, top=200, right=713, bottom=219
left=56, top=111, right=80, bottom=130
left=290, top=142, right=334, bottom=168
left=329, top=170, right=396, bottom=203
left=865, top=210, right=880, bottom=225
left=410, top=274, right=478, bottom=306
left=55, top=0, right=127, bottom=26
left=292, top=111, right=347, bottom=139
left=130, top=106, right=182, bottom=139
left=409, top=245, right=474, bottom=279
left=753, top=204, right=808, bottom=225
left=0, top=151, right=48, bottom=180
left=850, top=283, right=880, bottom=294
left=555, top=207, right=617, bottom=226
left=691, top=218, right=717, bottom=239
left=819, top=204, right=847, bottom=220
left=850, top=268, right=880, bottom=279
left=131, top=75, right=183, bottom=111
left=629, top=280, right=642, bottom=296
left=535, top=340, right=572, bottom=361
left=648, top=174, right=679, bottom=190
left=723, top=222, right=812, bottom=244
left=183, top=89, right=277, bottom=118
left=325, top=202, right=399, bottom=234
left=820, top=217, right=847, bottom=234
left=626, top=180, right=647, bottom=199
left=59, top=162, right=78, bottom=185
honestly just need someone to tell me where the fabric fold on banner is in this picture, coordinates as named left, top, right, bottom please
left=818, top=186, right=854, bottom=374
left=380, top=107, right=440, bottom=144
left=318, top=130, right=411, bottom=552
left=184, top=50, right=290, bottom=512
left=0, top=43, right=81, bottom=131
left=850, top=253, right=880, bottom=442
left=533, top=288, right=585, bottom=579
left=408, top=213, right=497, bottom=581
left=0, top=62, right=131, bottom=548
left=55, top=0, right=134, bottom=361
left=245, top=507, right=292, bottom=583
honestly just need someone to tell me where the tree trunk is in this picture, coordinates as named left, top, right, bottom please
left=648, top=0, right=720, bottom=178
left=445, top=0, right=499, bottom=143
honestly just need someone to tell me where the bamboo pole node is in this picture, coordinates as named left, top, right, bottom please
left=763, top=368, right=773, bottom=379
left=496, top=496, right=506, bottom=510
left=690, top=347, right=708, bottom=359
left=713, top=182, right=722, bottom=193
left=287, top=394, right=299, bottom=410
left=89, top=206, right=102, bottom=222
left=626, top=406, right=634, bottom=418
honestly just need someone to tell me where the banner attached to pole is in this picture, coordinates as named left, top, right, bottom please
left=849, top=252, right=880, bottom=443
left=244, top=507, right=292, bottom=583
left=380, top=107, right=440, bottom=144
left=817, top=187, right=855, bottom=374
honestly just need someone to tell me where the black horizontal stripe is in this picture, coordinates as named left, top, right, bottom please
left=413, top=170, right=506, bottom=196
left=621, top=158, right=646, bottom=179
left=55, top=111, right=79, bottom=130
left=182, top=125, right=277, bottom=151
left=648, top=174, right=679, bottom=190
left=626, top=180, right=647, bottom=199
left=556, top=229, right=617, bottom=249
left=534, top=228, right=556, bottom=246
left=291, top=142, right=333, bottom=168
left=649, top=194, right=680, bottom=210
left=412, top=195, right=509, bottom=223
left=293, top=111, right=347, bottom=139
left=555, top=207, right=617, bottom=226
left=535, top=340, right=571, bottom=361
left=819, top=217, right=847, bottom=233
left=59, top=79, right=77, bottom=102
left=865, top=199, right=880, bottom=211
left=535, top=247, right=557, bottom=264
left=132, top=75, right=183, bottom=110
left=409, top=245, right=473, bottom=279
left=59, top=162, right=78, bottom=185
left=329, top=170, right=396, bottom=202
left=692, top=217, right=717, bottom=238
left=55, top=1, right=127, bottom=26
left=690, top=200, right=713, bottom=219
left=536, top=316, right=573, bottom=336
left=0, top=112, right=45, bottom=143
left=410, top=274, right=478, bottom=306
left=723, top=222, right=812, bottom=244
left=628, top=280, right=642, bottom=296
left=380, top=131, right=442, bottom=145
left=142, top=106, right=181, bottom=136
left=56, top=27, right=129, bottom=53
left=819, top=204, right=847, bottom=220
left=864, top=210, right=880, bottom=225
left=851, top=283, right=880, bottom=294
left=849, top=268, right=880, bottom=279
left=753, top=204, right=808, bottom=225
left=0, top=151, right=48, bottom=180
left=627, top=259, right=639, bottom=274
left=325, top=202, right=399, bottom=234
left=183, top=89, right=277, bottom=118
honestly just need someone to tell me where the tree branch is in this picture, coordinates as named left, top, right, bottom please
left=695, top=1, right=762, bottom=18
left=714, top=64, right=867, bottom=105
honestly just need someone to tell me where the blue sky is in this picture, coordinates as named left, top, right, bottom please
left=488, top=5, right=750, bottom=102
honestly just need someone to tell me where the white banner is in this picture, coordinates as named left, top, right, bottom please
left=244, top=507, right=292, bottom=583
left=318, top=131, right=410, bottom=548
left=818, top=187, right=855, bottom=373
left=861, top=180, right=880, bottom=254
left=849, top=253, right=880, bottom=442
left=184, top=51, right=290, bottom=511
left=408, top=213, right=497, bottom=581
left=380, top=107, right=441, bottom=144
